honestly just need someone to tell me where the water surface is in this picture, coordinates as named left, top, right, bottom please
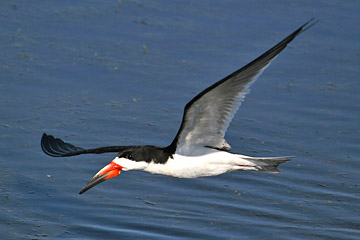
left=1, top=1, right=359, bottom=239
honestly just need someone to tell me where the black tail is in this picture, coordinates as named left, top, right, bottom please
left=244, top=156, right=293, bottom=173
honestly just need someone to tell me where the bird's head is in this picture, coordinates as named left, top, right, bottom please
left=79, top=148, right=149, bottom=194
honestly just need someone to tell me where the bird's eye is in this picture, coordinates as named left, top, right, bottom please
left=128, top=154, right=133, bottom=159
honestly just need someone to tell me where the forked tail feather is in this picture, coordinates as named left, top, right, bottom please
left=244, top=156, right=294, bottom=173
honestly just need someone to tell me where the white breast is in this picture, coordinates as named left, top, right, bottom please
left=144, top=150, right=257, bottom=178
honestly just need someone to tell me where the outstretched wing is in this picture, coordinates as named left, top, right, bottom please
left=41, top=133, right=136, bottom=157
left=167, top=19, right=317, bottom=156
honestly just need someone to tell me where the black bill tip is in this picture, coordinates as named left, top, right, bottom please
left=78, top=173, right=109, bottom=194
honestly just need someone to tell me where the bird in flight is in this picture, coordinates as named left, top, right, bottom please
left=41, top=19, right=317, bottom=194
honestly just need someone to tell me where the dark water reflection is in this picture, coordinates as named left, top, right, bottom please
left=1, top=1, right=359, bottom=239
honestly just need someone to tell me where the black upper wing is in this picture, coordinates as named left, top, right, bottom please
left=41, top=133, right=137, bottom=157
left=41, top=19, right=317, bottom=158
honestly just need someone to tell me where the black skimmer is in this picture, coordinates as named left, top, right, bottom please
left=41, top=19, right=317, bottom=194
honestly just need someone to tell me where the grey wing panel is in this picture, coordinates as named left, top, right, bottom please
left=175, top=60, right=271, bottom=156
left=170, top=19, right=316, bottom=156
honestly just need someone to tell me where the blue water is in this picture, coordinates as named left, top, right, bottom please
left=1, top=1, right=360, bottom=239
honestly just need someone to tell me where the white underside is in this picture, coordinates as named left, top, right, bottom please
left=143, top=150, right=258, bottom=178
left=112, top=148, right=288, bottom=178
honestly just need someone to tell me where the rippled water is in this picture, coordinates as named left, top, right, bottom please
left=1, top=1, right=359, bottom=239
